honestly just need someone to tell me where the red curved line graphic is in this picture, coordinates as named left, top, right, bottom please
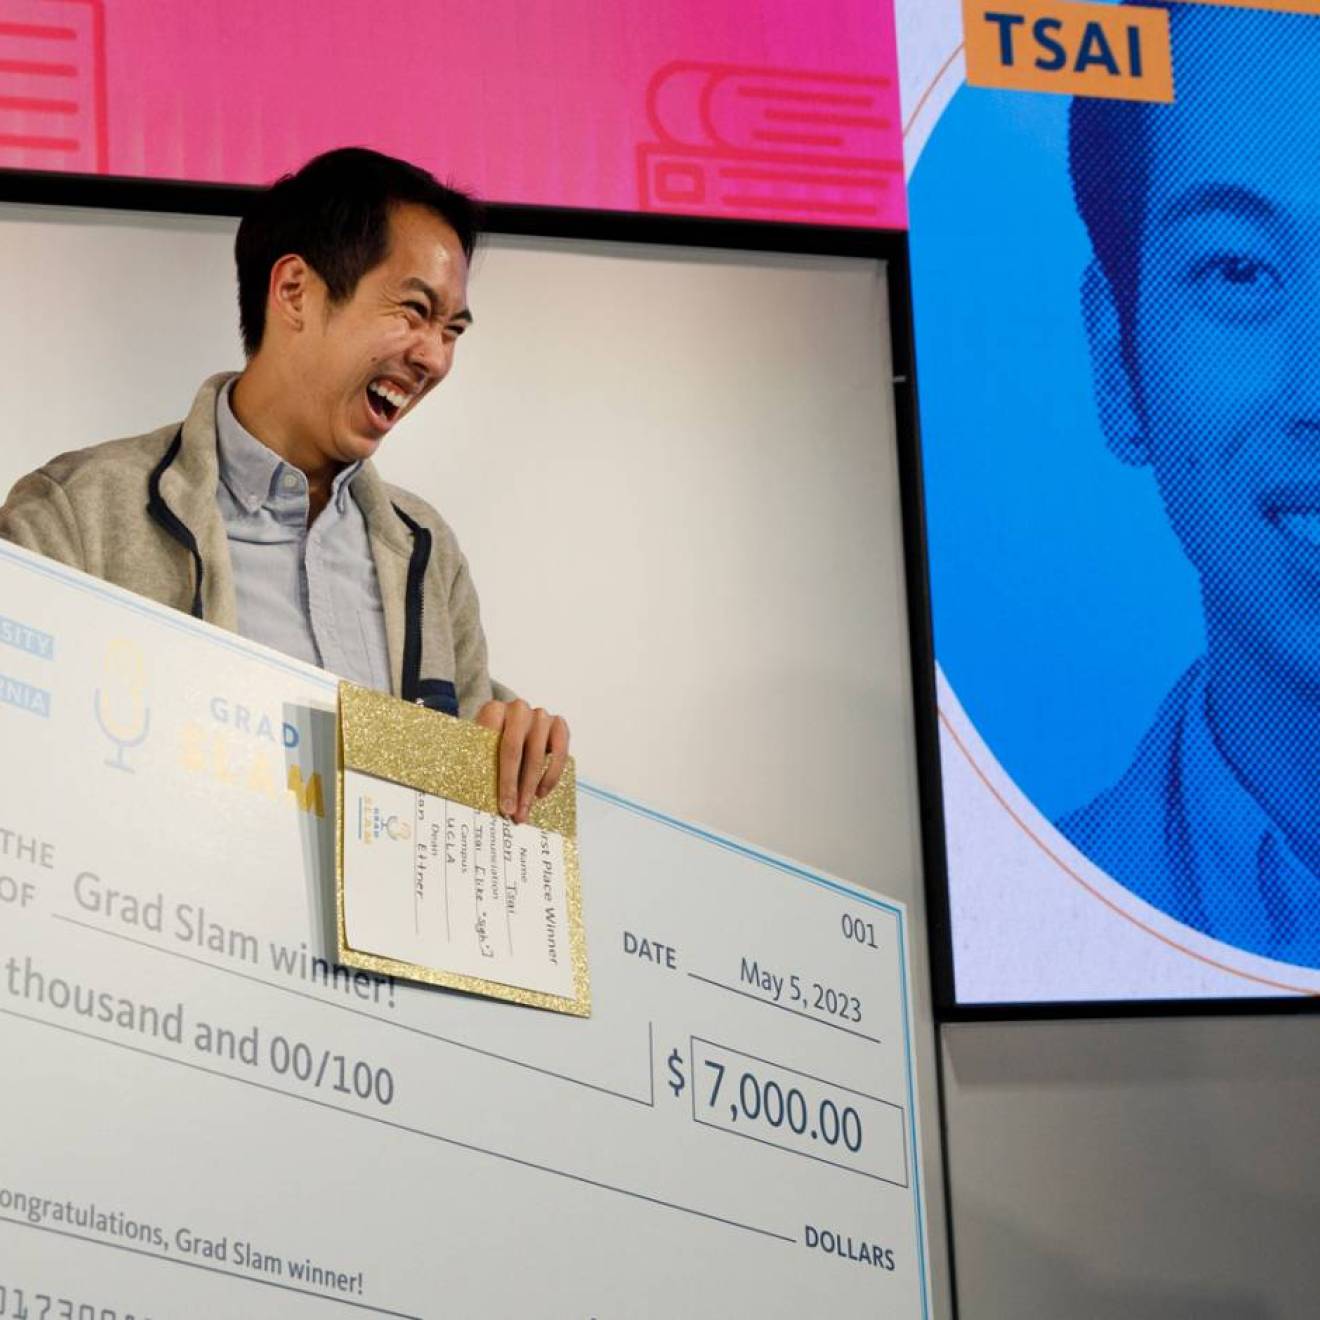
left=903, top=42, right=964, bottom=139
left=699, top=68, right=723, bottom=149
left=645, top=59, right=693, bottom=140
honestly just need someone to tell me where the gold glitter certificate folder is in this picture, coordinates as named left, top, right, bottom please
left=335, top=682, right=590, bottom=1017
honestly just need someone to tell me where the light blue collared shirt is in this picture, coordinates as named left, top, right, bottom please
left=214, top=383, right=391, bottom=691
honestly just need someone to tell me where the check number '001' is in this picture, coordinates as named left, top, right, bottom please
left=689, top=1039, right=909, bottom=1186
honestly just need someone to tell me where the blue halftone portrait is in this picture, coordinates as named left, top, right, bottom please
left=912, top=1, right=1320, bottom=967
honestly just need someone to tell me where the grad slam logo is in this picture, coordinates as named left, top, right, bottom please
left=94, top=639, right=151, bottom=771
left=356, top=794, right=412, bottom=846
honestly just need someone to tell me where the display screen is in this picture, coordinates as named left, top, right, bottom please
left=0, top=0, right=905, bottom=229
left=900, top=0, right=1320, bottom=1007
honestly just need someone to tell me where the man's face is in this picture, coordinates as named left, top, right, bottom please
left=296, top=202, right=471, bottom=467
left=1129, top=9, right=1320, bottom=684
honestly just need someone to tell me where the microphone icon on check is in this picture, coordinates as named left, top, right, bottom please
left=94, top=639, right=152, bottom=773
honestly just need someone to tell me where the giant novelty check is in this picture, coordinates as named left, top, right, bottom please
left=0, top=542, right=931, bottom=1319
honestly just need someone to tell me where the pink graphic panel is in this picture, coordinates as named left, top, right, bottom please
left=639, top=63, right=899, bottom=224
left=0, top=0, right=104, bottom=173
left=0, top=0, right=904, bottom=229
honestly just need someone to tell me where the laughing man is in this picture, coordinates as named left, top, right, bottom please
left=0, top=148, right=569, bottom=823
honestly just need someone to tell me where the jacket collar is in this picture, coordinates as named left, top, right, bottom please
left=216, top=380, right=366, bottom=516
left=155, top=373, right=239, bottom=631
left=163, top=372, right=415, bottom=552
left=152, top=372, right=419, bottom=694
left=349, top=461, right=414, bottom=558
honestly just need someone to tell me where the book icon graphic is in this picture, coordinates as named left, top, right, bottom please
left=0, top=0, right=105, bottom=174
left=638, top=61, right=901, bottom=224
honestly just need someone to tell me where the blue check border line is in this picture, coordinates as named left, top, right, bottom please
left=0, top=542, right=931, bottom=1316
left=578, top=780, right=931, bottom=1320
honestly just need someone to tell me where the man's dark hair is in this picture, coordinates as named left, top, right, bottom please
left=1067, top=0, right=1175, bottom=362
left=235, top=147, right=481, bottom=356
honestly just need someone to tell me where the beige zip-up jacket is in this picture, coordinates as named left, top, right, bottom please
left=0, top=373, right=503, bottom=718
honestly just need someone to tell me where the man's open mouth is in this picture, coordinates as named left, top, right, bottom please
left=366, top=378, right=410, bottom=425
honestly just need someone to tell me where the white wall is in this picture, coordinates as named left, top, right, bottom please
left=0, top=203, right=952, bottom=1317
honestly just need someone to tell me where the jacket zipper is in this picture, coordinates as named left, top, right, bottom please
left=392, top=503, right=432, bottom=704
left=145, top=427, right=205, bottom=618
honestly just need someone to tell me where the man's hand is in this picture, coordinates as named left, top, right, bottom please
left=474, top=699, right=571, bottom=825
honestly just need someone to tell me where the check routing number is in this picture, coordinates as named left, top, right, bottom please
left=0, top=543, right=931, bottom=1319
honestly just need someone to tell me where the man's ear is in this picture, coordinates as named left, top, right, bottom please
left=267, top=254, right=311, bottom=336
left=1081, top=259, right=1147, bottom=466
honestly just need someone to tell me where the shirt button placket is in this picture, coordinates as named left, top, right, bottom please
left=306, top=516, right=331, bottom=672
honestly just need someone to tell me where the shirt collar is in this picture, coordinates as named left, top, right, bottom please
left=215, top=380, right=363, bottom=514
left=1177, top=663, right=1320, bottom=962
